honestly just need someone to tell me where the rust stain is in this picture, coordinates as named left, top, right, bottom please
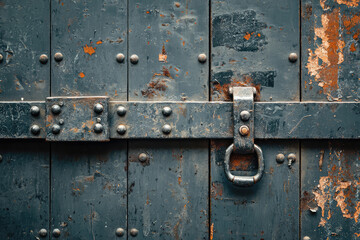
left=243, top=32, right=252, bottom=40
left=210, top=223, right=214, bottom=240
left=175, top=2, right=181, bottom=8
left=84, top=175, right=94, bottom=182
left=350, top=42, right=357, bottom=52
left=83, top=44, right=96, bottom=55
left=319, top=149, right=324, bottom=171
left=230, top=154, right=253, bottom=171
left=159, top=44, right=167, bottom=62
left=78, top=72, right=85, bottom=78
left=335, top=0, right=360, bottom=7
left=355, top=233, right=360, bottom=237
left=96, top=40, right=103, bottom=45
left=342, top=13, right=360, bottom=41
left=211, top=182, right=223, bottom=199
left=178, top=176, right=182, bottom=185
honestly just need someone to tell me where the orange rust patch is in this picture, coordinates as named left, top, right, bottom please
left=244, top=32, right=252, bottom=40
left=160, top=14, right=165, bottom=18
left=182, top=41, right=185, bottom=46
left=230, top=154, right=253, bottom=171
left=159, top=44, right=167, bottom=62
left=178, top=176, right=182, bottom=185
left=211, top=182, right=223, bottom=199
left=210, top=223, right=214, bottom=240
left=336, top=0, right=360, bottom=7
left=83, top=44, right=96, bottom=55
left=96, top=40, right=103, bottom=45
left=78, top=72, right=85, bottom=78
left=350, top=42, right=357, bottom=52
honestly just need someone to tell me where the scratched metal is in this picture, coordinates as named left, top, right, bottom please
left=0, top=0, right=50, bottom=101
left=51, top=0, right=127, bottom=99
left=0, top=102, right=45, bottom=138
left=302, top=0, right=360, bottom=102
left=0, top=140, right=49, bottom=239
left=46, top=97, right=109, bottom=141
left=301, top=141, right=360, bottom=240
left=128, top=0, right=209, bottom=101
left=51, top=142, right=127, bottom=239
left=211, top=0, right=299, bottom=102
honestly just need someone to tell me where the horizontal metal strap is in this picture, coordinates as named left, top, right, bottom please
left=0, top=100, right=359, bottom=140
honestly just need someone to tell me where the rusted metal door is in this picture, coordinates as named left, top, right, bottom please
left=0, top=0, right=359, bottom=240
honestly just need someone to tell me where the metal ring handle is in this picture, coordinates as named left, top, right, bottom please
left=224, top=144, right=265, bottom=187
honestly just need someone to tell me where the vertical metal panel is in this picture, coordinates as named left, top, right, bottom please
left=0, top=0, right=50, bottom=101
left=51, top=142, right=127, bottom=239
left=128, top=1, right=209, bottom=238
left=211, top=0, right=299, bottom=102
left=0, top=140, right=49, bottom=239
left=51, top=0, right=127, bottom=99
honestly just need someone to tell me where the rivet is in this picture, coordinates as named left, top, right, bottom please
left=288, top=153, right=296, bottom=168
left=30, top=106, right=40, bottom=116
left=59, top=119, right=64, bottom=125
left=51, top=104, right=61, bottom=115
left=31, top=125, right=41, bottom=135
left=162, top=106, right=172, bottom=116
left=130, top=228, right=139, bottom=237
left=198, top=53, right=207, bottom=63
left=240, top=111, right=251, bottom=121
left=309, top=206, right=318, bottom=213
left=138, top=153, right=148, bottom=162
left=38, top=228, right=47, bottom=237
left=117, top=106, right=127, bottom=116
left=94, top=123, right=103, bottom=133
left=116, top=53, right=125, bottom=63
left=58, top=101, right=64, bottom=107
left=115, top=227, right=125, bottom=237
left=39, top=54, right=48, bottom=64
left=162, top=124, right=172, bottom=134
left=94, top=103, right=104, bottom=114
left=130, top=54, right=139, bottom=64
left=0, top=155, right=2, bottom=162
left=52, top=228, right=61, bottom=238
left=0, top=53, right=3, bottom=63
left=54, top=52, right=63, bottom=62
left=96, top=117, right=102, bottom=123
left=276, top=153, right=285, bottom=164
left=52, top=124, right=61, bottom=134
left=303, top=236, right=311, bottom=240
left=288, top=53, right=298, bottom=63
left=239, top=125, right=250, bottom=136
left=117, top=124, right=127, bottom=135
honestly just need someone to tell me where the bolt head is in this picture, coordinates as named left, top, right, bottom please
left=94, top=123, right=104, bottom=133
left=59, top=119, right=64, bottom=125
left=130, top=54, right=139, bottom=64
left=116, top=53, right=125, bottom=63
left=130, top=228, right=139, bottom=237
left=52, top=124, right=61, bottom=134
left=51, top=104, right=61, bottom=115
left=117, top=124, right=127, bottom=135
left=303, top=236, right=311, bottom=240
left=30, top=106, right=40, bottom=116
left=162, top=106, right=172, bottom=116
left=240, top=111, right=251, bottom=121
left=288, top=153, right=297, bottom=161
left=39, top=54, right=48, bottom=64
left=54, top=52, right=63, bottom=62
left=138, top=153, right=148, bottom=162
left=198, top=53, right=207, bottom=63
left=52, top=228, right=61, bottom=238
left=0, top=53, right=3, bottom=63
left=239, top=125, right=250, bottom=136
left=288, top=52, right=298, bottom=63
left=162, top=124, right=172, bottom=134
left=31, top=125, right=41, bottom=135
left=38, top=228, right=47, bottom=237
left=276, top=153, right=285, bottom=163
left=94, top=103, right=104, bottom=114
left=117, top=106, right=127, bottom=116
left=115, top=227, right=125, bottom=237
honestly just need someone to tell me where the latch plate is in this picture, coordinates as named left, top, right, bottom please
left=45, top=97, right=109, bottom=141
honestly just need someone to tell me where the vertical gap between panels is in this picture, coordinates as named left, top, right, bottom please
left=49, top=0, right=52, bottom=237
left=208, top=1, right=212, bottom=239
left=126, top=0, right=130, bottom=238
left=299, top=0, right=303, bottom=239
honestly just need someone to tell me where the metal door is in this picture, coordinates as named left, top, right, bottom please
left=0, top=1, right=359, bottom=240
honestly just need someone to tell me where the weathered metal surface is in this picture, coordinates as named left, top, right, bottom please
left=0, top=102, right=45, bottom=138
left=51, top=0, right=127, bottom=99
left=0, top=140, right=49, bottom=239
left=45, top=97, right=109, bottom=141
left=51, top=142, right=127, bottom=239
left=211, top=0, right=299, bottom=102
left=301, top=141, right=360, bottom=239
left=302, top=0, right=360, bottom=102
left=0, top=0, right=50, bottom=101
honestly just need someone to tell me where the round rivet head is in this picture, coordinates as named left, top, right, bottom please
left=0, top=155, right=3, bottom=162
left=138, top=153, right=148, bottom=162
left=130, top=54, right=139, bottom=64
left=38, top=228, right=47, bottom=237
left=117, top=106, right=127, bottom=116
left=52, top=228, right=61, bottom=238
left=239, top=125, right=250, bottom=136
left=30, top=106, right=40, bottom=116
left=116, top=53, right=125, bottom=63
left=198, top=53, right=207, bottom=63
left=54, top=52, right=63, bottom=62
left=31, top=125, right=41, bottom=135
left=115, top=227, right=125, bottom=237
left=59, top=119, right=64, bottom=125
left=288, top=153, right=297, bottom=161
left=162, top=124, right=172, bottom=134
left=39, top=54, right=48, bottom=64
left=117, top=124, right=127, bottom=135
left=288, top=52, right=298, bottom=63
left=51, top=104, right=61, bottom=115
left=94, top=103, right=104, bottom=114
left=162, top=106, right=172, bottom=116
left=0, top=53, right=3, bottom=63
left=130, top=228, right=139, bottom=237
left=52, top=124, right=61, bottom=134
left=240, top=111, right=251, bottom=121
left=303, top=236, right=311, bottom=240
left=276, top=153, right=285, bottom=164
left=94, top=123, right=103, bottom=133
